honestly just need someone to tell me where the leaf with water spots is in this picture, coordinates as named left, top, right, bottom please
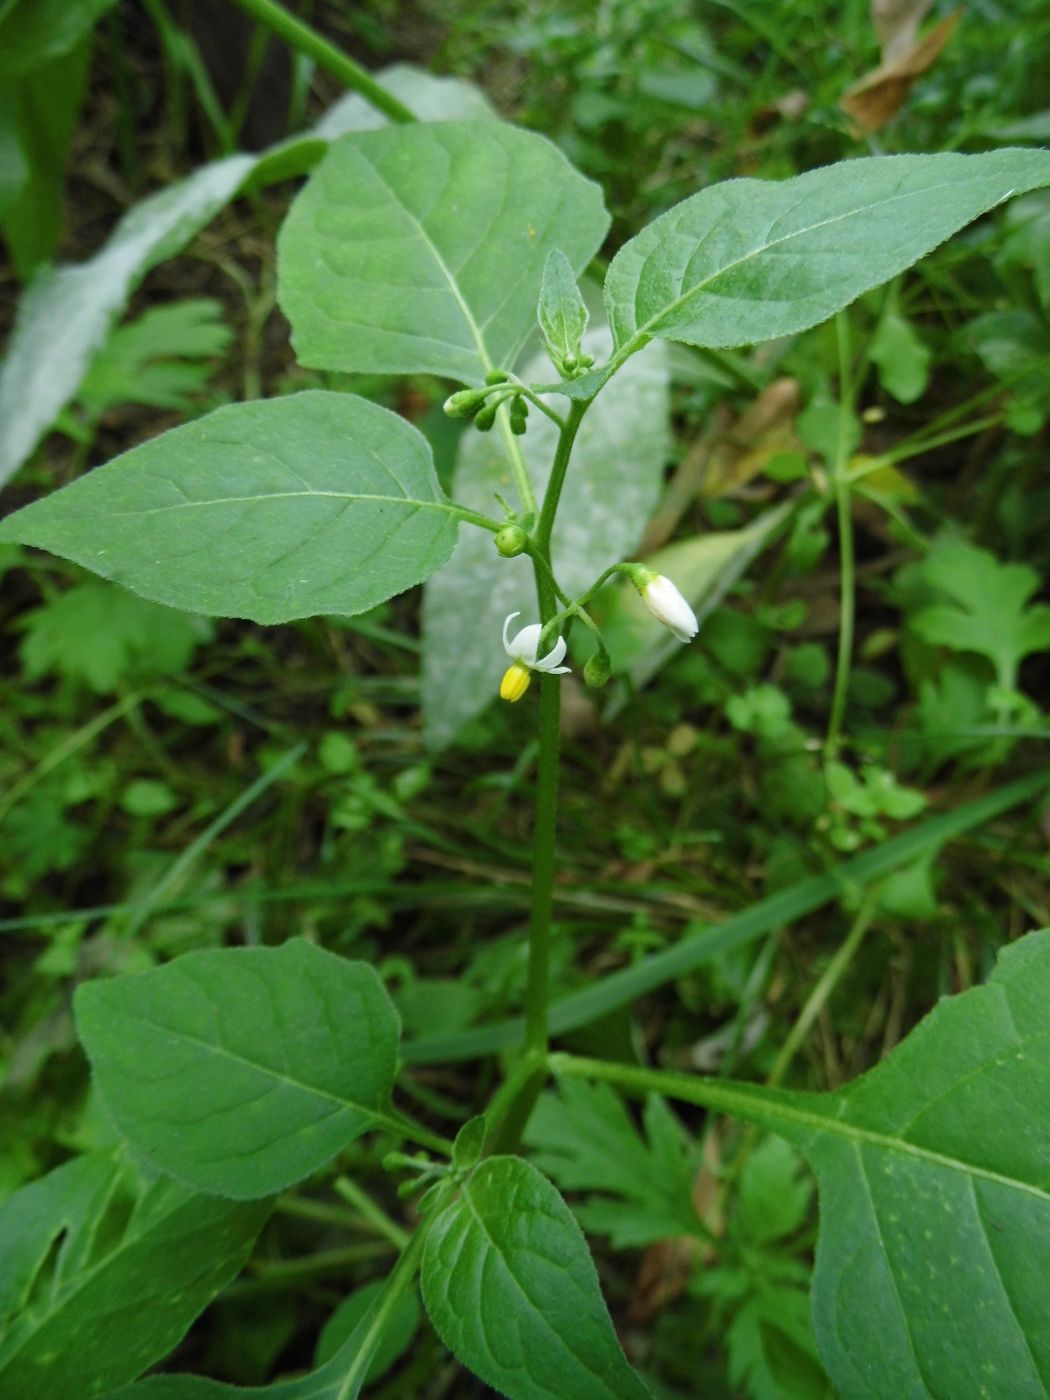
left=555, top=928, right=1050, bottom=1399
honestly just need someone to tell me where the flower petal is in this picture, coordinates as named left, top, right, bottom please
left=535, top=636, right=568, bottom=670
left=502, top=612, right=520, bottom=653
left=509, top=623, right=543, bottom=665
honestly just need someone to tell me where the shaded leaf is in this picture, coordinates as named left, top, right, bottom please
left=525, top=1080, right=701, bottom=1249
left=19, top=581, right=210, bottom=693
left=0, top=1153, right=268, bottom=1400
left=421, top=1156, right=652, bottom=1399
left=74, top=939, right=401, bottom=1198
left=557, top=928, right=1050, bottom=1399
left=0, top=392, right=459, bottom=625
left=278, top=122, right=609, bottom=385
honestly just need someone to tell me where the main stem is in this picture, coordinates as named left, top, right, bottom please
left=825, top=311, right=856, bottom=763
left=522, top=402, right=588, bottom=1060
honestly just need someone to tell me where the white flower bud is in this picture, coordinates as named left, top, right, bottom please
left=639, top=573, right=698, bottom=643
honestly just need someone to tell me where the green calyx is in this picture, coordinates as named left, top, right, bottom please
left=495, top=524, right=529, bottom=558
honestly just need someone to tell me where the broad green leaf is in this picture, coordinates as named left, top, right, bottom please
left=278, top=122, right=610, bottom=385
left=524, top=1080, right=701, bottom=1249
left=403, top=769, right=1050, bottom=1064
left=593, top=506, right=789, bottom=717
left=604, top=149, right=1050, bottom=356
left=0, top=76, right=496, bottom=486
left=0, top=1152, right=268, bottom=1400
left=0, top=0, right=118, bottom=76
left=421, top=328, right=669, bottom=748
left=553, top=928, right=1050, bottom=1400
left=0, top=151, right=254, bottom=487
left=0, top=392, right=459, bottom=625
left=74, top=938, right=401, bottom=1198
left=421, top=1156, right=652, bottom=1399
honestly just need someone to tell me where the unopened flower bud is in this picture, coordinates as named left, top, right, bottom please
left=443, top=388, right=486, bottom=419
left=495, top=524, right=528, bottom=558
left=583, top=653, right=611, bottom=688
left=474, top=402, right=498, bottom=432
left=631, top=568, right=698, bottom=643
left=509, top=395, right=529, bottom=436
left=485, top=369, right=510, bottom=385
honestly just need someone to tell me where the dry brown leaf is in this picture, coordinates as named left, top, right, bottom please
left=842, top=11, right=960, bottom=132
left=872, top=0, right=934, bottom=63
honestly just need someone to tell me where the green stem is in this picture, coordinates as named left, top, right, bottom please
left=496, top=405, right=538, bottom=519
left=225, top=0, right=416, bottom=124
left=334, top=1225, right=429, bottom=1400
left=523, top=669, right=561, bottom=1058
left=825, top=311, right=856, bottom=763
left=334, top=1174, right=410, bottom=1249
left=767, top=893, right=877, bottom=1089
left=535, top=402, right=587, bottom=554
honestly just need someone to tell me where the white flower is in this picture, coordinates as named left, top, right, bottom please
left=639, top=573, right=698, bottom=643
left=500, top=612, right=571, bottom=702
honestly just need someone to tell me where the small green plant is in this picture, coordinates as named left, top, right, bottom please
left=3, top=7, right=1050, bottom=1398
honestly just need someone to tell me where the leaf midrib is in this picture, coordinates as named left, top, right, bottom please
left=98, top=1011, right=391, bottom=1131
left=457, top=1176, right=642, bottom=1400
left=552, top=1057, right=1050, bottom=1204
left=361, top=148, right=493, bottom=376
left=67, top=490, right=458, bottom=519
left=621, top=174, right=1014, bottom=351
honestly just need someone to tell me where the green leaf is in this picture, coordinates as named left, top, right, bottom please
left=0, top=1152, right=268, bottom=1400
left=525, top=1079, right=701, bottom=1249
left=278, top=122, right=609, bottom=385
left=538, top=249, right=590, bottom=369
left=604, top=149, right=1050, bottom=356
left=909, top=540, right=1050, bottom=689
left=77, top=298, right=233, bottom=420
left=313, top=62, right=498, bottom=140
left=18, top=580, right=210, bottom=693
left=1, top=38, right=91, bottom=277
left=313, top=1280, right=420, bottom=1376
left=103, top=1256, right=415, bottom=1400
left=422, top=328, right=669, bottom=748
left=0, top=392, right=459, bottom=625
left=74, top=938, right=401, bottom=1198
left=554, top=928, right=1050, bottom=1400
left=869, top=309, right=931, bottom=404
left=0, top=0, right=119, bottom=76
left=0, top=151, right=255, bottom=486
left=421, top=1156, right=652, bottom=1399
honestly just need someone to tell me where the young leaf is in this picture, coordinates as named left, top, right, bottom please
left=421, top=1156, right=652, bottom=1399
left=0, top=0, right=119, bottom=77
left=74, top=938, right=401, bottom=1198
left=524, top=1080, right=701, bottom=1249
left=278, top=122, right=610, bottom=385
left=604, top=149, right=1050, bottom=356
left=538, top=249, right=590, bottom=370
left=554, top=927, right=1050, bottom=1399
left=422, top=329, right=670, bottom=748
left=0, top=392, right=459, bottom=625
left=0, top=1152, right=268, bottom=1400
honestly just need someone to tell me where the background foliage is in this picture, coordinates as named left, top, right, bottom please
left=2, top=0, right=1049, bottom=1396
